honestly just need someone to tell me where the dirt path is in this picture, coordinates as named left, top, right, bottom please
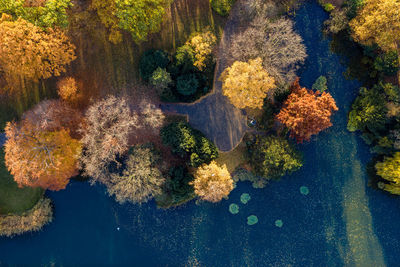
left=161, top=1, right=249, bottom=152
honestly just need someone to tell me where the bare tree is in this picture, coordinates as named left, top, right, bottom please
left=230, top=17, right=307, bottom=85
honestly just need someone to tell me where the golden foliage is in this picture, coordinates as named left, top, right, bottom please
left=57, top=77, right=79, bottom=103
left=0, top=14, right=76, bottom=85
left=4, top=121, right=82, bottom=191
left=190, top=161, right=234, bottom=202
left=187, top=31, right=217, bottom=71
left=220, top=58, right=276, bottom=109
left=376, top=152, right=400, bottom=194
left=350, top=0, right=400, bottom=52
left=0, top=198, right=52, bottom=237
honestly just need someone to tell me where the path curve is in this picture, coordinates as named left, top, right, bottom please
left=161, top=1, right=249, bottom=152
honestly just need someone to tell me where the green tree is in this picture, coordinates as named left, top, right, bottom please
left=347, top=85, right=388, bottom=132
left=312, top=76, right=328, bottom=92
left=210, top=0, right=236, bottom=16
left=150, top=67, right=172, bottom=91
left=376, top=152, right=400, bottom=195
left=176, top=74, right=199, bottom=96
left=161, top=122, right=218, bottom=167
left=249, top=135, right=303, bottom=179
left=139, top=50, right=170, bottom=81
left=374, top=51, right=399, bottom=76
left=0, top=0, right=72, bottom=28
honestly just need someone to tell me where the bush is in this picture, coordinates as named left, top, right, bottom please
left=0, top=198, right=53, bottom=238
left=139, top=50, right=170, bottom=81
left=312, top=76, right=328, bottom=92
left=161, top=122, right=218, bottom=167
left=156, top=166, right=195, bottom=208
left=323, top=3, right=335, bottom=12
left=210, top=0, right=236, bottom=16
left=374, top=51, right=399, bottom=76
left=249, top=135, right=303, bottom=179
left=176, top=73, right=199, bottom=96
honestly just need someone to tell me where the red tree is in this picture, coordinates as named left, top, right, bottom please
left=276, top=78, right=338, bottom=143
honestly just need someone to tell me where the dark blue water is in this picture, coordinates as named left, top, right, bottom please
left=2, top=2, right=400, bottom=266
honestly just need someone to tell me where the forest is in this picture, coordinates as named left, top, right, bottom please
left=0, top=1, right=399, bottom=260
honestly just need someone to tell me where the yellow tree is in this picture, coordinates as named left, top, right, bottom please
left=57, top=77, right=81, bottom=104
left=187, top=31, right=217, bottom=71
left=190, top=161, right=234, bottom=202
left=349, top=0, right=400, bottom=80
left=0, top=14, right=76, bottom=91
left=220, top=58, right=276, bottom=109
left=4, top=121, right=82, bottom=191
left=375, top=152, right=400, bottom=194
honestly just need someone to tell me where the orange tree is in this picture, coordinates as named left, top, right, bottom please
left=0, top=14, right=75, bottom=91
left=276, top=78, right=338, bottom=143
left=4, top=121, right=81, bottom=191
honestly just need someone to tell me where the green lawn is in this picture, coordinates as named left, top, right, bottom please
left=0, top=148, right=43, bottom=215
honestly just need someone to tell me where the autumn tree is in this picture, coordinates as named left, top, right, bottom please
left=230, top=17, right=306, bottom=84
left=187, top=31, right=217, bottom=71
left=190, top=161, right=234, bottom=202
left=220, top=58, right=276, bottom=109
left=350, top=0, right=400, bottom=81
left=90, top=0, right=172, bottom=44
left=376, top=152, right=400, bottom=195
left=276, top=79, right=338, bottom=143
left=57, top=77, right=80, bottom=104
left=0, top=14, right=76, bottom=91
left=4, top=121, right=81, bottom=191
left=79, top=95, right=138, bottom=183
left=108, top=144, right=165, bottom=204
left=0, top=0, right=72, bottom=29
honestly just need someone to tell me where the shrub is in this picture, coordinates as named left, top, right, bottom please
left=139, top=50, right=170, bottom=81
left=323, top=3, right=335, bottom=12
left=210, top=0, right=235, bottom=16
left=173, top=44, right=196, bottom=74
left=0, top=198, right=53, bottom=238
left=312, top=76, right=328, bottom=92
left=161, top=122, right=218, bottom=167
left=374, top=51, right=399, bottom=76
left=176, top=73, right=199, bottom=96
left=249, top=135, right=303, bottom=179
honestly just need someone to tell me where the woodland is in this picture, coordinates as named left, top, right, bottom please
left=0, top=0, right=399, bottom=243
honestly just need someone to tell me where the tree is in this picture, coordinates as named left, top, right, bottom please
left=187, top=31, right=217, bottom=71
left=276, top=79, right=338, bottom=143
left=161, top=122, right=218, bottom=167
left=176, top=74, right=199, bottom=96
left=150, top=67, right=172, bottom=92
left=0, top=0, right=72, bottom=29
left=210, top=0, right=235, bottom=16
left=90, top=0, right=172, bottom=44
left=0, top=15, right=76, bottom=87
left=57, top=77, right=81, bottom=104
left=376, top=152, right=400, bottom=194
left=312, top=76, right=328, bottom=92
left=249, top=135, right=303, bottom=179
left=108, top=144, right=165, bottom=204
left=139, top=50, right=170, bottom=81
left=4, top=121, right=81, bottom=191
left=350, top=0, right=400, bottom=81
left=220, top=58, right=276, bottom=109
left=230, top=17, right=306, bottom=84
left=373, top=51, right=399, bottom=76
left=347, top=85, right=388, bottom=133
left=190, top=161, right=234, bottom=202
left=79, top=96, right=138, bottom=183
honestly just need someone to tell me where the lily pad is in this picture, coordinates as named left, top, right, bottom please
left=247, top=215, right=258, bottom=225
left=275, top=219, right=283, bottom=227
left=240, top=193, right=251, bottom=204
left=229, top=203, right=239, bottom=214
left=300, top=186, right=309, bottom=195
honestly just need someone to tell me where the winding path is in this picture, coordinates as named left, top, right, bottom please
left=161, top=1, right=248, bottom=152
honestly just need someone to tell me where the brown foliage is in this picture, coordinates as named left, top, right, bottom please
left=57, top=77, right=82, bottom=105
left=0, top=14, right=76, bottom=91
left=190, top=161, right=234, bottom=203
left=276, top=78, right=338, bottom=143
left=0, top=198, right=53, bottom=238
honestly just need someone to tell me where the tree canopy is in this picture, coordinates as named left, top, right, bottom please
left=376, top=152, right=400, bottom=195
left=190, top=161, right=234, bottom=202
left=220, top=58, right=276, bottom=109
left=276, top=79, right=338, bottom=143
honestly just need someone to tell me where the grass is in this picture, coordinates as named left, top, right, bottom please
left=0, top=148, right=43, bottom=215
left=216, top=140, right=247, bottom=173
